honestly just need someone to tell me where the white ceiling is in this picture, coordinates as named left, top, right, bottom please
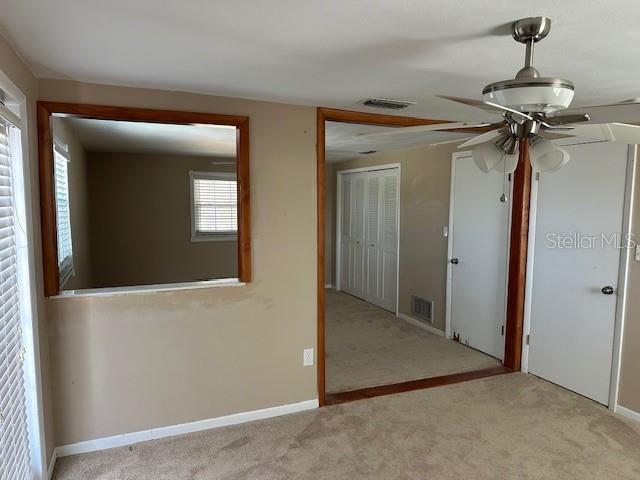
left=2, top=1, right=640, bottom=121
left=59, top=117, right=237, bottom=157
left=326, top=121, right=470, bottom=162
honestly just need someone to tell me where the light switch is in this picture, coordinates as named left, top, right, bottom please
left=443, top=226, right=449, bottom=238
left=636, top=244, right=640, bottom=261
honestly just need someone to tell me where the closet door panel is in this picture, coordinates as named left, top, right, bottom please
left=366, top=174, right=381, bottom=299
left=352, top=175, right=366, bottom=295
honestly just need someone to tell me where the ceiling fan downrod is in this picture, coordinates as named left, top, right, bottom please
left=512, top=17, right=551, bottom=79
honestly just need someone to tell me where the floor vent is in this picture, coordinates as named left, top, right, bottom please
left=360, top=97, right=416, bottom=110
left=411, top=296, right=434, bottom=324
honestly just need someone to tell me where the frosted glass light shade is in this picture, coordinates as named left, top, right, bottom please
left=492, top=152, right=519, bottom=174
left=472, top=142, right=503, bottom=173
left=483, top=85, right=574, bottom=113
left=530, top=138, right=570, bottom=172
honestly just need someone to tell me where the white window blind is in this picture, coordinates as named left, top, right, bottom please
left=0, top=115, right=30, bottom=480
left=190, top=172, right=237, bottom=240
left=53, top=142, right=73, bottom=285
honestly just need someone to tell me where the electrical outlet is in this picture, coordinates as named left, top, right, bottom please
left=303, top=348, right=314, bottom=367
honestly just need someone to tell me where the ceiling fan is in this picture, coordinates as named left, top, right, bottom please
left=356, top=17, right=640, bottom=174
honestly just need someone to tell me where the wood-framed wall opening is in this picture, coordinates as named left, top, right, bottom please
left=316, top=107, right=529, bottom=406
left=37, top=101, right=251, bottom=297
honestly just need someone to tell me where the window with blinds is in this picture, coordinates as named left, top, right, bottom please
left=190, top=171, right=238, bottom=241
left=0, top=115, right=31, bottom=480
left=53, top=142, right=73, bottom=286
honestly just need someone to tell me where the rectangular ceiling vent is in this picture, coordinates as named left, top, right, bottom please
left=411, top=296, right=434, bottom=324
left=360, top=97, right=416, bottom=110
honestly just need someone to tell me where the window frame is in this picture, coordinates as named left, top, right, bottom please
left=0, top=72, right=47, bottom=479
left=37, top=102, right=251, bottom=296
left=52, top=138, right=74, bottom=287
left=189, top=170, right=238, bottom=242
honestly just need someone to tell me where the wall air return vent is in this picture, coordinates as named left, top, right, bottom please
left=360, top=97, right=416, bottom=110
left=411, top=295, right=434, bottom=324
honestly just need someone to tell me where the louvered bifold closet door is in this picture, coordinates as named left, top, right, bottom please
left=379, top=171, right=399, bottom=311
left=352, top=175, right=366, bottom=295
left=365, top=174, right=380, bottom=301
left=339, top=174, right=352, bottom=291
left=0, top=117, right=30, bottom=480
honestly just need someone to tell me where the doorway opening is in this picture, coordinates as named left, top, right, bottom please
left=317, top=108, right=519, bottom=406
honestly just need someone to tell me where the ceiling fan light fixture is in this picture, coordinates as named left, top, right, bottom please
left=482, top=78, right=575, bottom=113
left=493, top=150, right=519, bottom=174
left=529, top=136, right=570, bottom=172
left=472, top=141, right=503, bottom=173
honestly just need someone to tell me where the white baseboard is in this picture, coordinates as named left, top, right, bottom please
left=324, top=284, right=334, bottom=289
left=56, top=399, right=318, bottom=458
left=397, top=312, right=445, bottom=337
left=47, top=448, right=58, bottom=479
left=615, top=404, right=640, bottom=423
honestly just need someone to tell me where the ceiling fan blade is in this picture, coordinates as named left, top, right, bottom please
left=458, top=128, right=504, bottom=149
left=547, top=100, right=640, bottom=124
left=542, top=113, right=591, bottom=126
left=354, top=122, right=494, bottom=139
left=429, top=136, right=476, bottom=146
left=436, top=94, right=532, bottom=121
left=562, top=123, right=640, bottom=144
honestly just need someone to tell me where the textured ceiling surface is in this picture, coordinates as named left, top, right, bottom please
left=60, top=117, right=237, bottom=157
left=325, top=121, right=470, bottom=162
left=1, top=1, right=639, bottom=121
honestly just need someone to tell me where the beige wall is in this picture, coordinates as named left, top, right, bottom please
left=39, top=79, right=317, bottom=445
left=52, top=117, right=93, bottom=290
left=329, top=142, right=458, bottom=332
left=86, top=152, right=237, bottom=288
left=618, top=155, right=640, bottom=412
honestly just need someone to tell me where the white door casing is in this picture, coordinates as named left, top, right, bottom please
left=447, top=153, right=510, bottom=360
left=526, top=141, right=630, bottom=405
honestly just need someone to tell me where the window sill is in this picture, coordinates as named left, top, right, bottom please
left=191, top=234, right=237, bottom=243
left=51, top=278, right=245, bottom=299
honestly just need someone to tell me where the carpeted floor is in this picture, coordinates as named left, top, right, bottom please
left=326, top=289, right=501, bottom=393
left=53, top=373, right=640, bottom=480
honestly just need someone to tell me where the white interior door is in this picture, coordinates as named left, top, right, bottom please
left=338, top=167, right=399, bottom=312
left=449, top=154, right=510, bottom=360
left=527, top=141, right=629, bottom=405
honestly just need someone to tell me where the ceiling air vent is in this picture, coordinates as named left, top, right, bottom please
left=360, top=97, right=416, bottom=110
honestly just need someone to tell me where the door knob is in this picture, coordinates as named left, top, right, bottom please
left=450, top=258, right=459, bottom=265
left=601, top=286, right=615, bottom=295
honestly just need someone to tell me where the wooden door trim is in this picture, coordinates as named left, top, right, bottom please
left=325, top=365, right=513, bottom=405
left=317, top=107, right=530, bottom=406
left=37, top=101, right=251, bottom=296
left=503, top=139, right=531, bottom=370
